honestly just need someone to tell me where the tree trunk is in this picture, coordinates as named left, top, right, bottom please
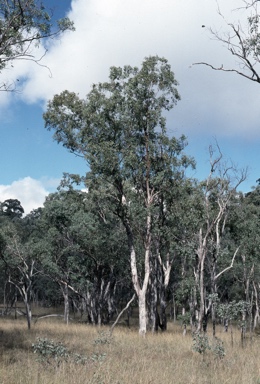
left=138, top=290, right=147, bottom=336
left=196, top=228, right=208, bottom=333
left=157, top=252, right=172, bottom=332
left=212, top=303, right=216, bottom=337
left=61, top=283, right=69, bottom=325
left=253, top=281, right=259, bottom=329
left=19, top=285, right=32, bottom=330
left=159, top=288, right=167, bottom=331
left=148, top=276, right=158, bottom=332
left=189, top=286, right=198, bottom=332
left=25, top=296, right=32, bottom=330
left=20, top=286, right=32, bottom=330
left=124, top=218, right=150, bottom=336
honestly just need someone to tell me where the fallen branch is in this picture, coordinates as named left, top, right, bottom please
left=34, top=314, right=67, bottom=324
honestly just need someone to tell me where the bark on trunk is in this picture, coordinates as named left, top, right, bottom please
left=138, top=291, right=147, bottom=336
left=21, top=287, right=32, bottom=330
left=124, top=218, right=151, bottom=336
left=253, top=281, right=260, bottom=329
left=25, top=297, right=32, bottom=330
left=62, top=283, right=69, bottom=325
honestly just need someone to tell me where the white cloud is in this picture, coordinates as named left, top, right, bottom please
left=0, top=0, right=259, bottom=138
left=0, top=177, right=60, bottom=215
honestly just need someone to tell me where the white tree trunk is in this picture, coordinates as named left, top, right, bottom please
left=124, top=217, right=150, bottom=336
left=138, top=290, right=147, bottom=336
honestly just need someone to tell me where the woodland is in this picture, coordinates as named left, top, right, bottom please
left=0, top=55, right=259, bottom=339
left=0, top=0, right=260, bottom=340
left=1, top=1, right=260, bottom=383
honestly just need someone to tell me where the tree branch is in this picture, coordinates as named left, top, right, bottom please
left=193, top=1, right=260, bottom=83
left=193, top=62, right=260, bottom=83
left=110, top=293, right=136, bottom=335
left=214, top=246, right=240, bottom=281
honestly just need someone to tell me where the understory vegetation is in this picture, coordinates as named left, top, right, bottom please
left=0, top=313, right=259, bottom=384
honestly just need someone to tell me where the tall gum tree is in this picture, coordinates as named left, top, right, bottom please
left=44, top=56, right=193, bottom=335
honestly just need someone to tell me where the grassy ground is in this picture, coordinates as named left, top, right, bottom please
left=0, top=313, right=259, bottom=384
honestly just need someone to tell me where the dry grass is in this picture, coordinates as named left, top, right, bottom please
left=0, top=314, right=259, bottom=384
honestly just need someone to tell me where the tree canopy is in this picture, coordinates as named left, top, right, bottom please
left=44, top=55, right=194, bottom=335
left=0, top=0, right=74, bottom=90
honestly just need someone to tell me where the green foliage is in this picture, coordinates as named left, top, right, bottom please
left=32, top=337, right=106, bottom=366
left=178, top=312, right=191, bottom=326
left=0, top=0, right=74, bottom=90
left=192, top=332, right=210, bottom=355
left=211, top=337, right=226, bottom=359
left=32, top=337, right=69, bottom=365
left=216, top=300, right=250, bottom=321
left=0, top=50, right=259, bottom=336
left=44, top=57, right=193, bottom=202
left=44, top=57, right=194, bottom=334
left=0, top=199, right=24, bottom=219
left=192, top=333, right=225, bottom=359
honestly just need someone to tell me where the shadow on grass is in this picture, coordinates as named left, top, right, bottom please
left=0, top=328, right=28, bottom=350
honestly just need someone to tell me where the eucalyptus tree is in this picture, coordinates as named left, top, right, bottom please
left=39, top=189, right=129, bottom=325
left=0, top=198, right=25, bottom=307
left=192, top=147, right=247, bottom=333
left=0, top=198, right=24, bottom=218
left=44, top=56, right=193, bottom=335
left=0, top=0, right=74, bottom=91
left=0, top=204, right=41, bottom=329
left=228, top=185, right=260, bottom=330
left=38, top=189, right=90, bottom=324
left=68, top=190, right=131, bottom=325
left=148, top=176, right=196, bottom=331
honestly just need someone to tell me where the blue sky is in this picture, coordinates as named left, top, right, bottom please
left=1, top=0, right=260, bottom=214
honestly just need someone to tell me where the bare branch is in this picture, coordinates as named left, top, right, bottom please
left=193, top=61, right=260, bottom=83
left=194, top=1, right=260, bottom=83
left=214, top=246, right=240, bottom=281
left=34, top=314, right=68, bottom=324
left=110, top=293, right=136, bottom=335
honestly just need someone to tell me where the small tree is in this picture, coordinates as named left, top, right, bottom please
left=0, top=215, right=39, bottom=329
left=217, top=300, right=251, bottom=347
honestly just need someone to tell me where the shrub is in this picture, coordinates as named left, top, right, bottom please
left=32, top=337, right=106, bottom=366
